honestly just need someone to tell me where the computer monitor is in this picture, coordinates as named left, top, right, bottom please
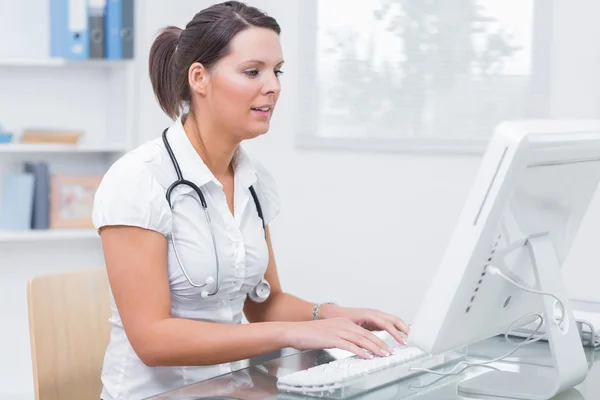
left=408, top=120, right=600, bottom=399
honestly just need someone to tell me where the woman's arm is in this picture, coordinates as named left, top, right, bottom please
left=103, top=225, right=401, bottom=366
left=101, top=225, right=290, bottom=367
left=100, top=226, right=394, bottom=366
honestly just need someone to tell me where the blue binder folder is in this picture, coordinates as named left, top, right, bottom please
left=50, top=0, right=93, bottom=59
left=106, top=0, right=134, bottom=59
left=0, top=173, right=35, bottom=231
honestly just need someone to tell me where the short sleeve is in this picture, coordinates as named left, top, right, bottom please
left=92, top=156, right=172, bottom=236
left=253, top=162, right=281, bottom=226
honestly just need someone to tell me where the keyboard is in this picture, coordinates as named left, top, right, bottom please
left=277, top=344, right=465, bottom=398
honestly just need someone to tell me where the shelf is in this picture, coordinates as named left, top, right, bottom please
left=0, top=143, right=126, bottom=154
left=0, top=229, right=98, bottom=242
left=0, top=58, right=132, bottom=69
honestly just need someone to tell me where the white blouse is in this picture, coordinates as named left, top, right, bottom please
left=92, top=116, right=280, bottom=400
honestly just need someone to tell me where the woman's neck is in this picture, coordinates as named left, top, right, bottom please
left=183, top=112, right=237, bottom=179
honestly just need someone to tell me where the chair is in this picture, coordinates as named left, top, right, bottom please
left=27, top=267, right=111, bottom=400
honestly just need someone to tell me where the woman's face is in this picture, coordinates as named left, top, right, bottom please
left=192, top=27, right=284, bottom=142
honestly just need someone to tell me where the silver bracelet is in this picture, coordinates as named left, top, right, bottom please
left=312, top=302, right=335, bottom=320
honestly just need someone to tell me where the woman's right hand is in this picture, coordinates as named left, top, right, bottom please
left=283, top=317, right=394, bottom=359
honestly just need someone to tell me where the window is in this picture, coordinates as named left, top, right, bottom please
left=296, top=0, right=550, bottom=153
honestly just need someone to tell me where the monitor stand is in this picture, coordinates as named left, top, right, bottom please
left=457, top=235, right=588, bottom=400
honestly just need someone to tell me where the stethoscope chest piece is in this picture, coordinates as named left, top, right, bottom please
left=248, top=278, right=271, bottom=303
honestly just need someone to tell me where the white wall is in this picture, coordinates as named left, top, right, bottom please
left=2, top=0, right=600, bottom=398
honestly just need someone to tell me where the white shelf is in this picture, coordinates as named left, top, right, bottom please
left=0, top=143, right=126, bottom=154
left=0, top=392, right=33, bottom=400
left=0, top=57, right=131, bottom=69
left=0, top=229, right=98, bottom=242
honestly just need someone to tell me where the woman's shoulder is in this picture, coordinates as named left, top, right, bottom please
left=93, top=138, right=173, bottom=235
left=95, top=137, right=173, bottom=206
left=109, top=138, right=166, bottom=174
left=101, top=137, right=173, bottom=187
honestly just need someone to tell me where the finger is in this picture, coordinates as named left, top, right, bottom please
left=369, top=317, right=406, bottom=345
left=344, top=318, right=394, bottom=352
left=340, top=330, right=391, bottom=357
left=388, top=315, right=410, bottom=335
left=340, top=320, right=392, bottom=355
left=362, top=325, right=395, bottom=351
left=332, top=339, right=373, bottom=359
left=371, top=312, right=410, bottom=338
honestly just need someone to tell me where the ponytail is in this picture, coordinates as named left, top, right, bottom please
left=149, top=26, right=182, bottom=120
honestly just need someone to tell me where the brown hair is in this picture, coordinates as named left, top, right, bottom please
left=148, top=1, right=281, bottom=120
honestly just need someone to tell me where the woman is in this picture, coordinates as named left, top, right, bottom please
left=93, top=2, right=409, bottom=399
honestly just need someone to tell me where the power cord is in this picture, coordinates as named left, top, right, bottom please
left=408, top=264, right=566, bottom=377
left=486, top=265, right=565, bottom=323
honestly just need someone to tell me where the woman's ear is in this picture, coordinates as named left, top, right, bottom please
left=188, top=62, right=209, bottom=96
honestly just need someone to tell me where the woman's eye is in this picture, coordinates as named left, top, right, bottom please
left=244, top=69, right=259, bottom=77
left=244, top=69, right=284, bottom=78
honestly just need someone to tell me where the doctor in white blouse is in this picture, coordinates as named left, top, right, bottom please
left=92, top=2, right=409, bottom=399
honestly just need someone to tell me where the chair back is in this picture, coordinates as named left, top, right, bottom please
left=27, top=267, right=111, bottom=400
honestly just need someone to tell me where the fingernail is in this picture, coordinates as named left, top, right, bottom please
left=380, top=348, right=390, bottom=356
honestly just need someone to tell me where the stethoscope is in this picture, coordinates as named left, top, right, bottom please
left=162, top=128, right=271, bottom=302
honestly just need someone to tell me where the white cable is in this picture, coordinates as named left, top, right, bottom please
left=486, top=265, right=565, bottom=322
left=409, top=264, right=566, bottom=377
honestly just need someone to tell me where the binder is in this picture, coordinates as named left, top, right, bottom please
left=24, top=162, right=50, bottom=230
left=0, top=173, right=35, bottom=231
left=50, top=0, right=68, bottom=58
left=89, top=0, right=107, bottom=59
left=50, top=0, right=90, bottom=59
left=106, top=0, right=134, bottom=59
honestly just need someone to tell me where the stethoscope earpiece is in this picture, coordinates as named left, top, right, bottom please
left=205, top=276, right=215, bottom=285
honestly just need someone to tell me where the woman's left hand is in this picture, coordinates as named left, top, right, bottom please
left=319, top=304, right=410, bottom=345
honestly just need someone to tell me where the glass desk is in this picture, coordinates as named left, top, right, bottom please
left=146, top=336, right=600, bottom=400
